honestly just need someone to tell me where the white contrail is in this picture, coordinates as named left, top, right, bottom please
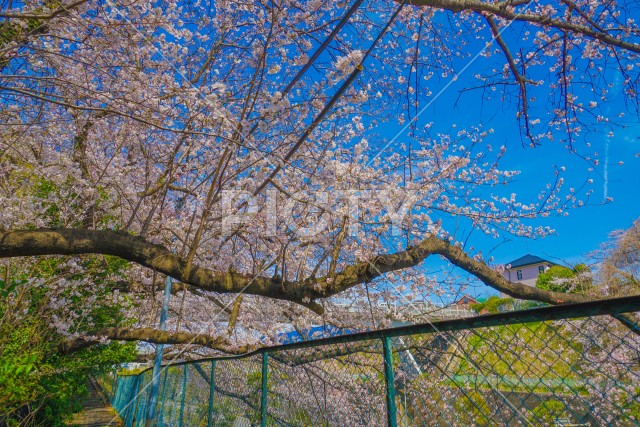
left=604, top=138, right=609, bottom=200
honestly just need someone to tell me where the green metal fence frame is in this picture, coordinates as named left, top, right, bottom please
left=260, top=353, right=269, bottom=427
left=106, top=294, right=640, bottom=427
left=207, top=360, right=216, bottom=427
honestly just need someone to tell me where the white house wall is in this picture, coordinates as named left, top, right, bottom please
left=501, top=262, right=551, bottom=298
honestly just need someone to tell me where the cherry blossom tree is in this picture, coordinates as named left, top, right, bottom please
left=0, top=0, right=638, bottom=356
left=594, top=217, right=640, bottom=296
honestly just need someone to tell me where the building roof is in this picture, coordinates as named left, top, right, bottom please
left=454, top=295, right=479, bottom=306
left=506, top=254, right=555, bottom=269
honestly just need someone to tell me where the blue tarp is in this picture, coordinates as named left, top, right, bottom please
left=277, top=325, right=360, bottom=344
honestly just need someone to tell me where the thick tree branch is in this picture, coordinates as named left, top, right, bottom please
left=0, top=228, right=597, bottom=314
left=61, top=327, right=257, bottom=354
left=0, top=228, right=323, bottom=307
left=431, top=239, right=593, bottom=304
left=329, top=233, right=594, bottom=304
left=0, top=0, right=90, bottom=20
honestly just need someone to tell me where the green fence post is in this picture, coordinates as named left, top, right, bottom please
left=260, top=353, right=269, bottom=427
left=382, top=337, right=397, bottom=427
left=207, top=360, right=216, bottom=427
left=179, top=365, right=188, bottom=427
left=157, top=370, right=169, bottom=427
left=111, top=372, right=118, bottom=404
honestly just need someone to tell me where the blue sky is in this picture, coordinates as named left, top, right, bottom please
left=350, top=12, right=640, bottom=299
left=494, top=124, right=640, bottom=265
left=422, top=85, right=638, bottom=298
left=442, top=70, right=640, bottom=268
left=406, top=75, right=640, bottom=298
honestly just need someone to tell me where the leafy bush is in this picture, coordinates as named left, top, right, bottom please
left=536, top=264, right=592, bottom=293
left=0, top=256, right=137, bottom=426
left=470, top=296, right=513, bottom=314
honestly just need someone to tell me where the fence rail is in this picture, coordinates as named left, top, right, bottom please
left=97, top=295, right=640, bottom=426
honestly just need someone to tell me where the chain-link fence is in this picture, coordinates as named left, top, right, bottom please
left=97, top=295, right=640, bottom=426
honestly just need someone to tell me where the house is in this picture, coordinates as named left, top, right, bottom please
left=454, top=295, right=478, bottom=307
left=501, top=254, right=556, bottom=298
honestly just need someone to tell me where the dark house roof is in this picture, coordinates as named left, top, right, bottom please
left=506, top=254, right=556, bottom=269
left=454, top=295, right=479, bottom=306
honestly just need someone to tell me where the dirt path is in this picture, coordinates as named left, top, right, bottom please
left=66, top=378, right=124, bottom=427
